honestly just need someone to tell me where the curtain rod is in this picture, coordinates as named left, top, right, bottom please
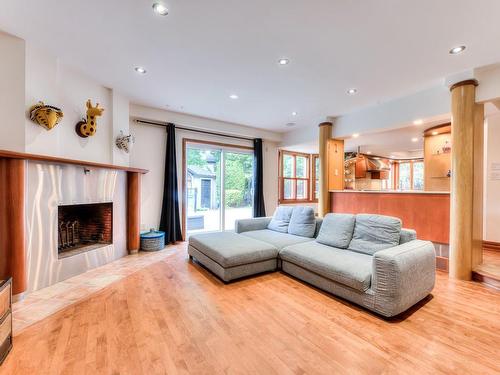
left=135, top=119, right=255, bottom=142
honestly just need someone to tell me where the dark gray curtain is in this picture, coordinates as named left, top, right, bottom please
left=253, top=138, right=266, bottom=217
left=159, top=123, right=183, bottom=243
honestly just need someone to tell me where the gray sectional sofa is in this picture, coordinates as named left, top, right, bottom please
left=188, top=206, right=435, bottom=317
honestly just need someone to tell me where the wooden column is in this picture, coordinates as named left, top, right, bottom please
left=472, top=102, right=484, bottom=269
left=127, top=172, right=141, bottom=254
left=318, top=122, right=333, bottom=217
left=0, top=158, right=26, bottom=296
left=449, top=79, right=483, bottom=280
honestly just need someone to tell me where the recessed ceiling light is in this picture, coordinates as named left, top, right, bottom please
left=352, top=133, right=360, bottom=138
left=152, top=2, right=169, bottom=16
left=285, top=122, right=296, bottom=127
left=449, top=45, right=466, bottom=55
left=134, top=66, right=147, bottom=74
left=278, top=58, right=290, bottom=65
left=432, top=131, right=439, bottom=135
left=347, top=88, right=358, bottom=95
left=291, top=111, right=298, bottom=116
left=229, top=94, right=239, bottom=100
left=366, top=151, right=372, bottom=155
left=413, top=119, right=423, bottom=125
left=411, top=137, right=419, bottom=142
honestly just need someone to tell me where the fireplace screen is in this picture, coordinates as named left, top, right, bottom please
left=58, top=202, right=113, bottom=258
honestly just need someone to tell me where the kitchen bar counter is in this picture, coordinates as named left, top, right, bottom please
left=330, top=190, right=450, bottom=244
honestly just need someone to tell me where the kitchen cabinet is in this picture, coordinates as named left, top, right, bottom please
left=328, top=139, right=344, bottom=190
left=424, top=126, right=451, bottom=191
left=355, top=156, right=367, bottom=178
left=370, top=170, right=390, bottom=180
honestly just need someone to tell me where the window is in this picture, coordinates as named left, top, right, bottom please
left=279, top=151, right=318, bottom=203
left=412, top=161, right=424, bottom=190
left=312, top=155, right=320, bottom=201
left=394, top=160, right=424, bottom=191
left=398, top=162, right=411, bottom=190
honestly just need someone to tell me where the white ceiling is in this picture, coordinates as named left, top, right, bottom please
left=345, top=125, right=427, bottom=159
left=2, top=0, right=500, bottom=132
left=345, top=116, right=453, bottom=159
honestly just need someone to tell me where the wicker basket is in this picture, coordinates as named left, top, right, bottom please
left=140, top=229, right=165, bottom=251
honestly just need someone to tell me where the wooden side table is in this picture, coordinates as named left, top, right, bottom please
left=0, top=278, right=12, bottom=365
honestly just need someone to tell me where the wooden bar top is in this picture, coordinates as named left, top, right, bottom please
left=0, top=150, right=148, bottom=174
left=331, top=190, right=450, bottom=244
left=330, top=189, right=450, bottom=195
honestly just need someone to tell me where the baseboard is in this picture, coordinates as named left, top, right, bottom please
left=483, top=241, right=500, bottom=252
left=472, top=271, right=500, bottom=290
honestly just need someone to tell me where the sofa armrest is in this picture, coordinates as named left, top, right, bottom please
left=400, top=228, right=417, bottom=244
left=371, top=240, right=436, bottom=317
left=235, top=217, right=272, bottom=233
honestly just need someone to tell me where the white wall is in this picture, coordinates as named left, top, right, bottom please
left=111, top=90, right=130, bottom=166
left=129, top=104, right=281, bottom=230
left=25, top=43, right=123, bottom=164
left=485, top=113, right=500, bottom=242
left=0, top=31, right=25, bottom=152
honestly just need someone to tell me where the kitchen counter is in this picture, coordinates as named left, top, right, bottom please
left=330, top=189, right=450, bottom=194
left=330, top=190, right=450, bottom=243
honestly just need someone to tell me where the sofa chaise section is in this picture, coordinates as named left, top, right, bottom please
left=188, top=231, right=278, bottom=282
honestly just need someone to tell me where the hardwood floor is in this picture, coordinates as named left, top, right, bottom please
left=2, top=243, right=500, bottom=374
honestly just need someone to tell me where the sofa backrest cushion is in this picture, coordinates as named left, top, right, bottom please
left=348, top=214, right=402, bottom=255
left=288, top=206, right=316, bottom=238
left=313, top=217, right=323, bottom=238
left=315, top=213, right=356, bottom=248
left=267, top=206, right=294, bottom=233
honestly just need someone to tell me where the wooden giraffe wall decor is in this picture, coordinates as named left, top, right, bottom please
left=75, top=99, right=105, bottom=138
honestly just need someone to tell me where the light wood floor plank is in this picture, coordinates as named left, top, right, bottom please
left=2, top=243, right=500, bottom=374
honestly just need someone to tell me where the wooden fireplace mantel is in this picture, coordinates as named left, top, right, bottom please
left=0, top=149, right=149, bottom=174
left=0, top=150, right=148, bottom=297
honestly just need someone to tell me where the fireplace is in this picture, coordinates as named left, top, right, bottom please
left=58, top=202, right=113, bottom=258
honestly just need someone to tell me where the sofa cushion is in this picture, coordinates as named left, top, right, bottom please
left=316, top=213, right=356, bottom=249
left=189, top=232, right=278, bottom=268
left=241, top=229, right=314, bottom=250
left=280, top=241, right=372, bottom=292
left=288, top=206, right=316, bottom=238
left=348, top=214, right=402, bottom=255
left=267, top=206, right=294, bottom=233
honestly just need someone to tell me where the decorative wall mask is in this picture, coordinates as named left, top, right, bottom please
left=29, top=101, right=64, bottom=130
left=115, top=131, right=135, bottom=153
left=75, top=99, right=104, bottom=138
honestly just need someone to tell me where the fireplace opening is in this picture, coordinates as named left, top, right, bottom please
left=58, top=202, right=113, bottom=259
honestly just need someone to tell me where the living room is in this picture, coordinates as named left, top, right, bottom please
left=0, top=1, right=499, bottom=374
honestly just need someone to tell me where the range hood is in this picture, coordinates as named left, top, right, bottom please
left=366, top=157, right=390, bottom=172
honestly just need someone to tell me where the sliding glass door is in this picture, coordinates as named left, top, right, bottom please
left=223, top=151, right=254, bottom=230
left=185, top=142, right=253, bottom=235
